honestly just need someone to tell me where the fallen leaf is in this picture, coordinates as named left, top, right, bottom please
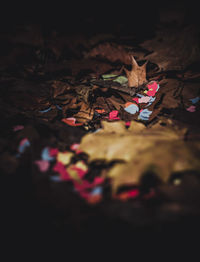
left=124, top=56, right=147, bottom=87
left=79, top=121, right=200, bottom=193
left=73, top=102, right=94, bottom=123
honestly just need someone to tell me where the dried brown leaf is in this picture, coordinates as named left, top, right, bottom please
left=79, top=120, right=200, bottom=193
left=124, top=56, right=147, bottom=87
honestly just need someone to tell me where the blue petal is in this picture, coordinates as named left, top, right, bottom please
left=56, top=105, right=62, bottom=110
left=50, top=176, right=61, bottom=182
left=124, top=104, right=139, bottom=114
left=39, top=107, right=52, bottom=113
left=190, top=97, right=200, bottom=104
left=41, top=147, right=54, bottom=161
left=145, top=97, right=156, bottom=107
left=91, top=186, right=103, bottom=196
left=138, top=109, right=152, bottom=121
left=18, top=140, right=30, bottom=153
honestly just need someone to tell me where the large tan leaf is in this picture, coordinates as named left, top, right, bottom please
left=124, top=56, right=147, bottom=87
left=79, top=120, right=200, bottom=193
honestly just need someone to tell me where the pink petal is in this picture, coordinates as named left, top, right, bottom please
left=49, top=148, right=59, bottom=157
left=70, top=143, right=80, bottom=151
left=125, top=121, right=131, bottom=127
left=132, top=98, right=139, bottom=103
left=146, top=81, right=158, bottom=96
left=109, top=110, right=120, bottom=120
left=93, top=177, right=105, bottom=185
left=70, top=166, right=88, bottom=179
left=128, top=189, right=139, bottom=198
left=35, top=160, right=50, bottom=172
left=186, top=105, right=196, bottom=112
left=53, top=162, right=71, bottom=181
left=138, top=96, right=151, bottom=103
left=13, top=125, right=24, bottom=131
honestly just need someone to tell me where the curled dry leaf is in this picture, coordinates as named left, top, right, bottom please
left=79, top=120, right=200, bottom=193
left=124, top=56, right=147, bottom=87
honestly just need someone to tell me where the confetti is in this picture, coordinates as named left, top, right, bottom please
left=138, top=109, right=152, bottom=121
left=41, top=147, right=55, bottom=161
left=90, top=186, right=103, bottom=196
left=186, top=105, right=196, bottom=112
left=56, top=104, right=62, bottom=110
left=189, top=97, right=200, bottom=104
left=62, top=117, right=84, bottom=126
left=95, top=109, right=105, bottom=114
left=57, top=151, right=74, bottom=165
left=39, top=107, right=52, bottom=113
left=18, top=138, right=30, bottom=154
left=145, top=81, right=159, bottom=96
left=53, top=162, right=71, bottom=181
left=125, top=121, right=131, bottom=127
left=132, top=97, right=139, bottom=103
left=13, top=125, right=24, bottom=132
left=35, top=160, right=50, bottom=172
left=138, top=96, right=151, bottom=103
left=70, top=143, right=80, bottom=151
left=49, top=148, right=59, bottom=157
left=109, top=110, right=120, bottom=120
left=124, top=103, right=139, bottom=115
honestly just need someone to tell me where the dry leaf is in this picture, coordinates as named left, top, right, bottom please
left=73, top=102, right=94, bottom=123
left=124, top=56, right=147, bottom=87
left=79, top=121, right=200, bottom=193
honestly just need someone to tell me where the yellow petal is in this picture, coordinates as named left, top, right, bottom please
left=57, top=151, right=74, bottom=165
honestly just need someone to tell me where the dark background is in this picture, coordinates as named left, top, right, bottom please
left=0, top=0, right=199, bottom=33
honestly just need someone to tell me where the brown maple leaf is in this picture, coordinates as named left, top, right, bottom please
left=124, top=56, right=147, bottom=87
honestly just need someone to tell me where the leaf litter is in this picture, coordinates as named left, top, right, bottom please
left=1, top=24, right=200, bottom=235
